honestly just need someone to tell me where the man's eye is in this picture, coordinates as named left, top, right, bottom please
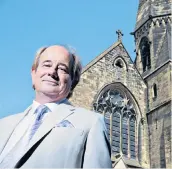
left=43, top=64, right=51, bottom=67
left=58, top=67, right=68, bottom=73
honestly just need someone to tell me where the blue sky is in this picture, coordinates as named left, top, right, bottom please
left=0, top=0, right=139, bottom=118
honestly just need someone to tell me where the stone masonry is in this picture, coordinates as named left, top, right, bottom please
left=70, top=41, right=150, bottom=168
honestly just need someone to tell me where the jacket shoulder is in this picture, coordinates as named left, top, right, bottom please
left=0, top=112, right=23, bottom=121
left=0, top=112, right=24, bottom=133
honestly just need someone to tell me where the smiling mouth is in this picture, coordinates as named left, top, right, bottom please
left=43, top=80, right=59, bottom=85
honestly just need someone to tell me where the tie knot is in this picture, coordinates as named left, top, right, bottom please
left=35, top=105, right=48, bottom=121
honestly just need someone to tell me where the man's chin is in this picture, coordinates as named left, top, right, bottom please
left=37, top=86, right=68, bottom=98
left=38, top=87, right=59, bottom=94
left=43, top=90, right=60, bottom=96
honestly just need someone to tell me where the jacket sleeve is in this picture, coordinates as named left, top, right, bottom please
left=82, top=114, right=112, bottom=168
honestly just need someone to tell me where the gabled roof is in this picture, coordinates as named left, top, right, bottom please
left=82, top=41, right=121, bottom=73
left=113, top=156, right=142, bottom=169
left=81, top=40, right=145, bottom=84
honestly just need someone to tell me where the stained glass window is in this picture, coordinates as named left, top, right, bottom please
left=93, top=88, right=137, bottom=159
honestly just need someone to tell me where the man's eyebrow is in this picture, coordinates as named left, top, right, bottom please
left=57, top=63, right=68, bottom=68
left=42, top=60, right=52, bottom=63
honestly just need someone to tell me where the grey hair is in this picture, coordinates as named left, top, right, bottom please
left=32, top=44, right=82, bottom=99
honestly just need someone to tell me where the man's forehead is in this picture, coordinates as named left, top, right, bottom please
left=40, top=45, right=71, bottom=62
left=45, top=45, right=69, bottom=56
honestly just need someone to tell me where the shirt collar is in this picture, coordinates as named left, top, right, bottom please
left=32, top=98, right=67, bottom=114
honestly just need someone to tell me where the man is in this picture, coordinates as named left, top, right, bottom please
left=0, top=45, right=112, bottom=168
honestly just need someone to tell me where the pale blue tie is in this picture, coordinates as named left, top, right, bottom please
left=28, top=105, right=48, bottom=142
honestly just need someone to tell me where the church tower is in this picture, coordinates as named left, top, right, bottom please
left=133, top=0, right=171, bottom=168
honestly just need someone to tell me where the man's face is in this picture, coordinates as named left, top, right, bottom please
left=31, top=46, right=72, bottom=101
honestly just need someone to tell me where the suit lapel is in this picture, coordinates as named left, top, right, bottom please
left=28, top=102, right=75, bottom=150
left=0, top=106, right=32, bottom=157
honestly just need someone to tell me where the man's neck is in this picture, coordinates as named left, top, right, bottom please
left=35, top=92, right=65, bottom=104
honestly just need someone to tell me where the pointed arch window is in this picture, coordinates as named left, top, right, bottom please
left=93, top=86, right=137, bottom=159
left=139, top=37, right=151, bottom=72
left=113, top=57, right=127, bottom=70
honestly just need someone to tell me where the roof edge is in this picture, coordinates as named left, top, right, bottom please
left=82, top=41, right=121, bottom=74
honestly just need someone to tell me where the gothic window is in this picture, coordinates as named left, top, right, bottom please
left=93, top=87, right=137, bottom=159
left=113, top=57, right=127, bottom=80
left=115, top=59, right=123, bottom=68
left=113, top=57, right=127, bottom=70
left=139, top=37, right=151, bottom=72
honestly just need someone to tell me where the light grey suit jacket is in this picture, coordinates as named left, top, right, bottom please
left=0, top=102, right=112, bottom=168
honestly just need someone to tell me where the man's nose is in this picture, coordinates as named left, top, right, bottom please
left=48, top=67, right=57, bottom=75
left=48, top=67, right=59, bottom=80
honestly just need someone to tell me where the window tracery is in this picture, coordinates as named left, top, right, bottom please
left=93, top=88, right=137, bottom=159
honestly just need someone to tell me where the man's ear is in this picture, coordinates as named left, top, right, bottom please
left=31, top=69, right=36, bottom=88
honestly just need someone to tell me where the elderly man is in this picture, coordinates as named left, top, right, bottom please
left=0, top=45, right=112, bottom=168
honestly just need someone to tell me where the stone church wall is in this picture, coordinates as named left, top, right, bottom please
left=70, top=43, right=147, bottom=115
left=146, top=62, right=171, bottom=168
left=70, top=42, right=150, bottom=168
left=147, top=103, right=171, bottom=168
left=146, top=63, right=171, bottom=111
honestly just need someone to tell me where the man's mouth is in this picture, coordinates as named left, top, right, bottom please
left=43, top=80, right=59, bottom=85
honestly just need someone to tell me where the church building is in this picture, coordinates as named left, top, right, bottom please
left=70, top=0, right=171, bottom=168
